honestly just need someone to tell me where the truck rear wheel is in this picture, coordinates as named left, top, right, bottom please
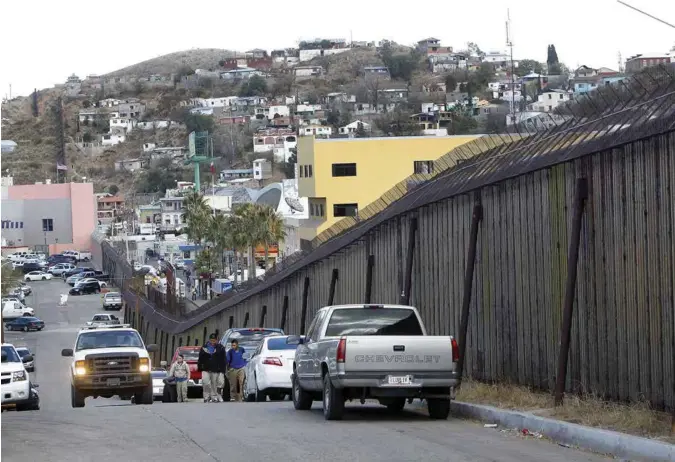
left=322, top=374, right=344, bottom=421
left=427, top=398, right=450, bottom=419
left=292, top=373, right=313, bottom=410
left=71, top=386, right=85, bottom=408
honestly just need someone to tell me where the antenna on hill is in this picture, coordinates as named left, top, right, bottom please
left=506, top=8, right=516, bottom=124
left=618, top=51, right=624, bottom=73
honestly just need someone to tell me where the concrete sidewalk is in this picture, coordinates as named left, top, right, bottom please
left=443, top=401, right=674, bottom=462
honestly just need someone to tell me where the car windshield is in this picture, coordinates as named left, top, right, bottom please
left=1, top=346, right=22, bottom=362
left=324, top=308, right=424, bottom=337
left=177, top=349, right=200, bottom=361
left=17, top=317, right=38, bottom=323
left=105, top=292, right=120, bottom=298
left=16, top=348, right=30, bottom=357
left=266, top=337, right=298, bottom=351
left=75, top=330, right=144, bottom=350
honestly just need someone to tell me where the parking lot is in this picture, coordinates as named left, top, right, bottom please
left=2, top=278, right=609, bottom=462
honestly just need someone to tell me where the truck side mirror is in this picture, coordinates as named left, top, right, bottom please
left=61, top=349, right=74, bottom=357
left=22, top=355, right=33, bottom=363
left=146, top=344, right=158, bottom=353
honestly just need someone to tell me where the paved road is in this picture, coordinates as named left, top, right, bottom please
left=2, top=279, right=610, bottom=462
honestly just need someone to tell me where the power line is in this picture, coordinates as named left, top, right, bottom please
left=616, top=0, right=675, bottom=29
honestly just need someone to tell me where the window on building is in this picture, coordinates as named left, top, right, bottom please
left=183, top=251, right=191, bottom=259
left=414, top=161, right=434, bottom=174
left=333, top=203, right=358, bottom=217
left=42, top=218, right=54, bottom=232
left=308, top=165, right=313, bottom=177
left=299, top=166, right=304, bottom=178
left=332, top=163, right=357, bottom=177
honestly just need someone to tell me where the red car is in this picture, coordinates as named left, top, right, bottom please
left=161, top=346, right=203, bottom=402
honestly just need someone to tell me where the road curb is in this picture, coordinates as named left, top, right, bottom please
left=450, top=401, right=675, bottom=462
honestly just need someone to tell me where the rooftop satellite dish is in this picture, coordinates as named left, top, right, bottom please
left=284, top=196, right=304, bottom=213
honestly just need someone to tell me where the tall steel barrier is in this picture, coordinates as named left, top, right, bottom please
left=98, top=66, right=675, bottom=410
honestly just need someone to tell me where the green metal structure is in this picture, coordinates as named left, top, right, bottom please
left=184, top=131, right=214, bottom=192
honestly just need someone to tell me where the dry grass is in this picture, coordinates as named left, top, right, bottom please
left=104, top=49, right=236, bottom=77
left=457, top=379, right=674, bottom=443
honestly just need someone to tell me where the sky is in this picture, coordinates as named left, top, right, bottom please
left=1, top=0, right=674, bottom=98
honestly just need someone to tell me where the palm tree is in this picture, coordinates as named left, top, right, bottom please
left=254, top=204, right=286, bottom=270
left=207, top=213, right=233, bottom=276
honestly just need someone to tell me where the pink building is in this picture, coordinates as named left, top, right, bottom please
left=1, top=182, right=97, bottom=254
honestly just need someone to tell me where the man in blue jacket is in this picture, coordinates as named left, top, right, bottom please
left=226, top=339, right=247, bottom=402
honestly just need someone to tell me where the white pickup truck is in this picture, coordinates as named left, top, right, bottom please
left=289, top=304, right=461, bottom=420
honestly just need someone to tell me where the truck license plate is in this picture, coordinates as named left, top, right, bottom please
left=388, top=375, right=412, bottom=385
left=106, top=378, right=120, bottom=386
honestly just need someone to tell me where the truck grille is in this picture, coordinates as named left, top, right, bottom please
left=86, top=354, right=136, bottom=374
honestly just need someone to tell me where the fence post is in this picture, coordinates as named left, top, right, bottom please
left=456, top=199, right=483, bottom=381
left=400, top=217, right=418, bottom=305
left=364, top=254, right=375, bottom=304
left=280, top=296, right=289, bottom=331
left=300, top=277, right=310, bottom=335
left=243, top=312, right=250, bottom=328
left=327, top=269, right=339, bottom=305
left=259, top=305, right=267, bottom=327
left=554, top=178, right=589, bottom=406
left=228, top=316, right=234, bottom=328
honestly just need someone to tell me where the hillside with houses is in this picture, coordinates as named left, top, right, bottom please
left=2, top=37, right=671, bottom=199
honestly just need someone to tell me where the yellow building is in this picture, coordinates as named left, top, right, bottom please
left=297, top=135, right=480, bottom=243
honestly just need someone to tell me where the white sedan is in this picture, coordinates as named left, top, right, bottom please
left=243, top=335, right=302, bottom=402
left=24, top=271, right=53, bottom=281
left=77, top=278, right=107, bottom=288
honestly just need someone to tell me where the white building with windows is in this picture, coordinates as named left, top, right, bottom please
left=528, top=89, right=574, bottom=112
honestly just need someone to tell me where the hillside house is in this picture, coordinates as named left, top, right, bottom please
left=294, top=66, right=324, bottom=79
left=253, top=159, right=272, bottom=180
left=159, top=195, right=185, bottom=232
left=378, top=88, right=409, bottom=101
left=625, top=52, right=673, bottom=73
left=218, top=115, right=251, bottom=125
left=114, top=158, right=148, bottom=171
left=110, top=117, right=136, bottom=133
left=528, top=89, right=574, bottom=112
left=220, top=67, right=266, bottom=80
left=325, top=92, right=356, bottom=104
left=220, top=169, right=253, bottom=180
left=98, top=98, right=121, bottom=108
left=363, top=66, right=391, bottom=79
left=338, top=120, right=371, bottom=135
left=143, top=143, right=157, bottom=152
left=299, top=125, right=332, bottom=137
left=78, top=110, right=107, bottom=123
left=101, top=134, right=126, bottom=146
left=268, top=105, right=290, bottom=119
left=97, top=195, right=125, bottom=224
left=298, top=38, right=349, bottom=61
left=117, top=101, right=145, bottom=118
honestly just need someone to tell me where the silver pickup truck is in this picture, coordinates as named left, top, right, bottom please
left=288, top=304, right=460, bottom=421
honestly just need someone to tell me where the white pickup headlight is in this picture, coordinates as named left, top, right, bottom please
left=13, top=370, right=27, bottom=381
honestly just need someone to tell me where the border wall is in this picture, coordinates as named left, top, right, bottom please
left=96, top=66, right=675, bottom=410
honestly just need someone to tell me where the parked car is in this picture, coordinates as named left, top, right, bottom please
left=219, top=328, right=285, bottom=401
left=69, top=280, right=102, bottom=295
left=243, top=334, right=302, bottom=402
left=161, top=346, right=203, bottom=402
left=85, top=313, right=121, bottom=327
left=2, top=300, right=34, bottom=319
left=15, top=347, right=36, bottom=372
left=5, top=317, right=44, bottom=332
left=21, top=262, right=47, bottom=274
left=289, top=304, right=461, bottom=421
left=48, top=263, right=76, bottom=276
left=1, top=343, right=35, bottom=411
left=16, top=283, right=32, bottom=296
left=151, top=368, right=168, bottom=401
left=102, top=292, right=122, bottom=310
left=24, top=271, right=53, bottom=281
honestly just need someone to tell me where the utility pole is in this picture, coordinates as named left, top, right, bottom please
left=506, top=9, right=516, bottom=125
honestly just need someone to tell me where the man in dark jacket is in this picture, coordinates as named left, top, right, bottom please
left=197, top=333, right=227, bottom=402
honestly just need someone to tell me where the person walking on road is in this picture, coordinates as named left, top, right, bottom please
left=226, top=339, right=247, bottom=402
left=169, top=354, right=191, bottom=402
left=198, top=333, right=226, bottom=402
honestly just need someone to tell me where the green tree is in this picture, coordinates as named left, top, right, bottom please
left=517, top=59, right=544, bottom=77
left=444, top=74, right=458, bottom=92
left=184, top=113, right=215, bottom=134
left=107, top=184, right=119, bottom=195
left=280, top=150, right=297, bottom=179
left=547, top=44, right=559, bottom=67
left=239, top=75, right=268, bottom=97
left=1, top=263, right=22, bottom=296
